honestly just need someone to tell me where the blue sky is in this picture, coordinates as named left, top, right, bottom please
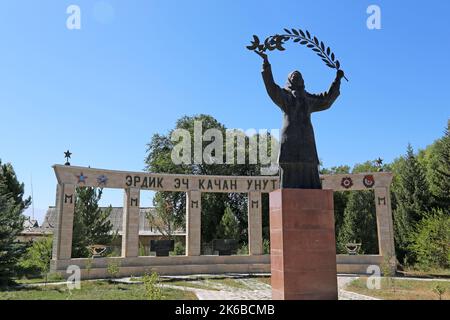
left=0, top=0, right=448, bottom=223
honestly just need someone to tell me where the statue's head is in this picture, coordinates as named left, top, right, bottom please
left=286, top=70, right=305, bottom=92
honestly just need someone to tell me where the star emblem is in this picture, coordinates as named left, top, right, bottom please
left=341, top=177, right=353, bottom=189
left=374, top=158, right=384, bottom=172
left=97, top=175, right=108, bottom=187
left=363, top=175, right=375, bottom=188
left=77, top=173, right=88, bottom=184
left=64, top=150, right=72, bottom=166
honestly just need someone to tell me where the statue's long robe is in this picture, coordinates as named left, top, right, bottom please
left=261, top=62, right=341, bottom=188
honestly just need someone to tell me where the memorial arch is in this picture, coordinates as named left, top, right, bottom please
left=50, top=165, right=394, bottom=278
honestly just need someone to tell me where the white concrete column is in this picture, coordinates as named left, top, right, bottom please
left=374, top=187, right=396, bottom=262
left=122, top=187, right=140, bottom=257
left=52, top=183, right=75, bottom=260
left=248, top=191, right=263, bottom=255
left=186, top=190, right=201, bottom=256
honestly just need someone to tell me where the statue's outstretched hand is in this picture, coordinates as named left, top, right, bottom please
left=337, top=69, right=345, bottom=79
left=255, top=51, right=269, bottom=64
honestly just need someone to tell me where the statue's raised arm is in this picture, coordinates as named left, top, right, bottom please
left=307, top=70, right=344, bottom=113
left=255, top=51, right=287, bottom=112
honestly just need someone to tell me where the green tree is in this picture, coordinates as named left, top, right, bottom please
left=391, top=144, right=431, bottom=264
left=335, top=161, right=380, bottom=254
left=409, top=209, right=450, bottom=270
left=216, top=206, right=240, bottom=240
left=145, top=114, right=273, bottom=246
left=319, top=164, right=351, bottom=175
left=418, top=121, right=450, bottom=212
left=0, top=159, right=31, bottom=210
left=337, top=190, right=378, bottom=254
left=333, top=191, right=349, bottom=253
left=147, top=191, right=185, bottom=239
left=0, top=181, right=27, bottom=286
left=71, top=187, right=116, bottom=258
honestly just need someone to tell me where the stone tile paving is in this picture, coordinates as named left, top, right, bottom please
left=161, top=278, right=272, bottom=300
left=161, top=275, right=379, bottom=300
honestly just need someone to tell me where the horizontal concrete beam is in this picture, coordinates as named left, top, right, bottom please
left=336, top=254, right=383, bottom=265
left=53, top=165, right=393, bottom=193
left=53, top=165, right=279, bottom=193
left=51, top=254, right=386, bottom=279
left=52, top=255, right=271, bottom=270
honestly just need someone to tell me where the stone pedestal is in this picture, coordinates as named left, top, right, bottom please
left=269, top=189, right=338, bottom=300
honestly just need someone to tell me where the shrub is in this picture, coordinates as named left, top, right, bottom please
left=172, top=241, right=185, bottom=256
left=237, top=243, right=248, bottom=255
left=85, top=257, right=93, bottom=279
left=139, top=242, right=146, bottom=256
left=409, top=209, right=450, bottom=270
left=18, top=236, right=53, bottom=282
left=263, top=239, right=270, bottom=254
left=433, top=284, right=446, bottom=300
left=381, top=253, right=396, bottom=293
left=106, top=260, right=120, bottom=280
left=47, top=272, right=64, bottom=282
left=143, top=272, right=163, bottom=300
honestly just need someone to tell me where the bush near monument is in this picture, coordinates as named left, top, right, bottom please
left=18, top=236, right=53, bottom=282
left=409, top=209, right=450, bottom=270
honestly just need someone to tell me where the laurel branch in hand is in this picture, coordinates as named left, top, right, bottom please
left=247, top=28, right=348, bottom=81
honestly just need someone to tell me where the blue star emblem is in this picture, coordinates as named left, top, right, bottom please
left=77, top=173, right=88, bottom=184
left=97, top=175, right=108, bottom=187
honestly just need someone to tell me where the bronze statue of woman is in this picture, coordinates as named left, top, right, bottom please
left=256, top=51, right=344, bottom=189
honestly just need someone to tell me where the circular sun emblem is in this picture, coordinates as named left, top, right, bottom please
left=341, top=177, right=353, bottom=189
left=363, top=175, right=375, bottom=188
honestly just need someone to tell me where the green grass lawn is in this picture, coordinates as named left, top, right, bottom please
left=346, top=277, right=450, bottom=300
left=14, top=277, right=65, bottom=285
left=0, top=281, right=197, bottom=300
left=168, top=280, right=219, bottom=291
left=256, top=277, right=271, bottom=285
left=399, top=267, right=450, bottom=278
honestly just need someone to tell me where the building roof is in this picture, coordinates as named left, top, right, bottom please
left=22, top=206, right=185, bottom=236
left=23, top=217, right=39, bottom=229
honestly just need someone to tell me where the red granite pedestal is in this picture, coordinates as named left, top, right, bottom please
left=269, top=189, right=338, bottom=300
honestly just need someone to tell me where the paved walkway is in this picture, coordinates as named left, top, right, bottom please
left=159, top=275, right=379, bottom=300
left=161, top=278, right=272, bottom=300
